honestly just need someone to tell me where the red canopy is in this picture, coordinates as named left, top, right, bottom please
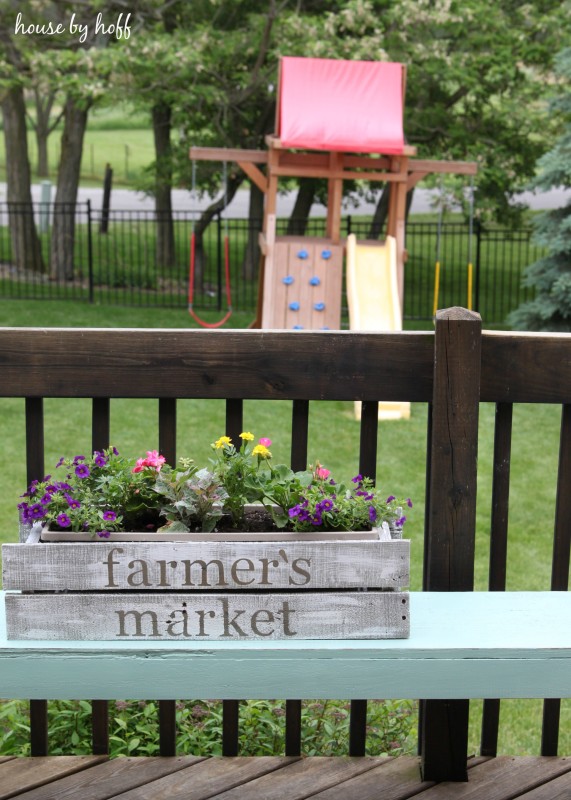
left=277, top=57, right=405, bottom=155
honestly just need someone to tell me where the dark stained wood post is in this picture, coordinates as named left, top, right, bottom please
left=420, top=307, right=482, bottom=781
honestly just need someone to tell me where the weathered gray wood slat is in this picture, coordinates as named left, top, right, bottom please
left=2, top=540, right=410, bottom=591
left=5, top=591, right=410, bottom=641
left=4, top=756, right=207, bottom=800
left=110, top=757, right=300, bottom=800
left=0, top=755, right=107, bottom=800
left=201, top=756, right=382, bottom=800
left=305, top=756, right=435, bottom=799
left=0, top=329, right=435, bottom=400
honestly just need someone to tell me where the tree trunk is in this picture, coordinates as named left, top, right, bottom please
left=286, top=179, right=317, bottom=235
left=1, top=86, right=45, bottom=274
left=242, top=182, right=263, bottom=280
left=152, top=100, right=175, bottom=270
left=33, top=88, right=59, bottom=178
left=50, top=97, right=90, bottom=280
left=368, top=184, right=415, bottom=240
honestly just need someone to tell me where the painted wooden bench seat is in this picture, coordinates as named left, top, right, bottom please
left=2, top=591, right=569, bottom=701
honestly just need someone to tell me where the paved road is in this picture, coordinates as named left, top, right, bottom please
left=2, top=182, right=569, bottom=217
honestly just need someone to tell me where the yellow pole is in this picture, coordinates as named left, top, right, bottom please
left=467, top=262, right=473, bottom=310
left=433, top=261, right=441, bottom=318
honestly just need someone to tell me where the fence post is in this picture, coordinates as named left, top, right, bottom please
left=420, top=306, right=482, bottom=782
left=87, top=200, right=94, bottom=304
left=100, top=164, right=112, bottom=234
left=217, top=210, right=223, bottom=311
left=474, top=219, right=482, bottom=314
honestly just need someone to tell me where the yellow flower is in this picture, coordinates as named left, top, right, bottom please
left=252, top=444, right=271, bottom=459
left=240, top=431, right=254, bottom=441
left=214, top=435, right=232, bottom=449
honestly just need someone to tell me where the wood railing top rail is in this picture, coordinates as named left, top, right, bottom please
left=1, top=325, right=571, bottom=403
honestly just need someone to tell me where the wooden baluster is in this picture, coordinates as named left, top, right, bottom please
left=158, top=398, right=178, bottom=755
left=541, top=404, right=571, bottom=756
left=26, top=398, right=49, bottom=756
left=285, top=400, right=310, bottom=756
left=91, top=398, right=112, bottom=754
left=222, top=399, right=243, bottom=756
left=349, top=400, right=379, bottom=756
left=481, top=402, right=513, bottom=756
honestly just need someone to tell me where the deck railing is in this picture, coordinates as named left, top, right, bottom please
left=0, top=308, right=569, bottom=778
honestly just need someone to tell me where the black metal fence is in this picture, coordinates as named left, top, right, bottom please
left=0, top=201, right=543, bottom=324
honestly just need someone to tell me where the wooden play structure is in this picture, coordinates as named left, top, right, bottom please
left=190, top=56, right=477, bottom=336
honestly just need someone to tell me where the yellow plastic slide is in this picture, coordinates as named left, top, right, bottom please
left=346, top=234, right=410, bottom=420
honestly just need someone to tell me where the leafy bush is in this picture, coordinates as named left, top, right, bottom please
left=0, top=698, right=417, bottom=757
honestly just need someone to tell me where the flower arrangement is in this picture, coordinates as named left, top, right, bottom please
left=18, top=434, right=411, bottom=538
left=18, top=447, right=165, bottom=538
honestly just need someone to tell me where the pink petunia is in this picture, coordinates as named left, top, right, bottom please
left=258, top=437, right=272, bottom=447
left=316, top=467, right=330, bottom=480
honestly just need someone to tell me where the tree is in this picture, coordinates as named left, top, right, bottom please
left=0, top=14, right=44, bottom=274
left=43, top=47, right=111, bottom=280
left=508, top=49, right=571, bottom=332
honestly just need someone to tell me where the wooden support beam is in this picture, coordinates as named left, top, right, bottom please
left=189, top=146, right=267, bottom=164
left=410, top=159, right=478, bottom=176
left=326, top=152, right=344, bottom=243
left=272, top=165, right=406, bottom=182
left=238, top=161, right=268, bottom=194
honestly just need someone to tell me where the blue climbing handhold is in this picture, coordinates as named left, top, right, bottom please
left=289, top=301, right=300, bottom=312
left=309, top=276, right=320, bottom=286
left=297, top=249, right=309, bottom=260
left=293, top=325, right=304, bottom=330
left=314, top=302, right=325, bottom=312
left=321, top=249, right=332, bottom=260
left=282, top=275, right=294, bottom=285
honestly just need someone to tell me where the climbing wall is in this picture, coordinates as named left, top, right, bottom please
left=261, top=237, right=344, bottom=330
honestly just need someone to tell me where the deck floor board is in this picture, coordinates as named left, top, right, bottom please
left=1, top=756, right=570, bottom=799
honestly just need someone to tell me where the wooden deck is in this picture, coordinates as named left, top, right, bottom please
left=1, top=755, right=570, bottom=799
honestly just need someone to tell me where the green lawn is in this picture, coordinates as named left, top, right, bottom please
left=0, top=298, right=567, bottom=759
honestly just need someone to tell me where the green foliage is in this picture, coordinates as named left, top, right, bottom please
left=509, top=48, right=571, bottom=331
left=0, top=698, right=416, bottom=757
left=154, top=461, right=228, bottom=533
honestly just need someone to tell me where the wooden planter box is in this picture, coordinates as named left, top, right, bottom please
left=2, top=525, right=410, bottom=642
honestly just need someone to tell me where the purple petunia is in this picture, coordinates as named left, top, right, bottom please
left=386, top=495, right=396, bottom=503
left=352, top=474, right=363, bottom=484
left=28, top=503, right=46, bottom=520
left=66, top=497, right=81, bottom=509
left=102, top=510, right=117, bottom=521
left=369, top=506, right=377, bottom=522
left=94, top=452, right=108, bottom=467
left=406, top=498, right=413, bottom=508
left=97, top=530, right=111, bottom=539
left=75, top=464, right=90, bottom=479
left=56, top=513, right=72, bottom=528
left=395, top=516, right=407, bottom=527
